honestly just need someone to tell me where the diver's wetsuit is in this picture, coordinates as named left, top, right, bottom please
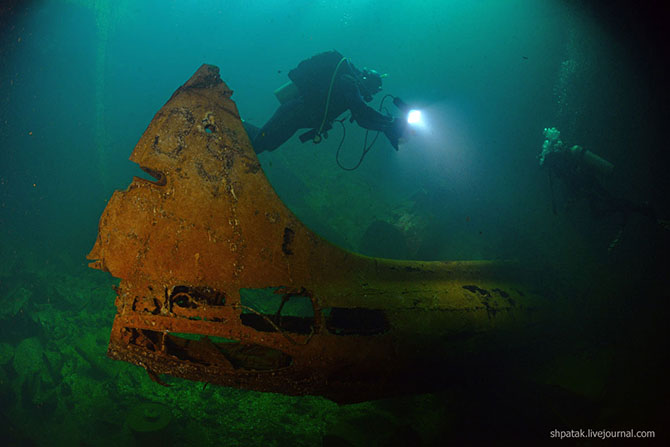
left=245, top=51, right=398, bottom=154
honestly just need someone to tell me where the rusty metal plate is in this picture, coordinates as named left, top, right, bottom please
left=88, top=65, right=547, bottom=403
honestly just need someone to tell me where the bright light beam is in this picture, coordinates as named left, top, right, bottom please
left=407, top=109, right=422, bottom=125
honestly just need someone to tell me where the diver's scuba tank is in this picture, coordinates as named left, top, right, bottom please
left=275, top=51, right=346, bottom=106
left=540, top=127, right=614, bottom=179
left=568, top=144, right=614, bottom=178
left=274, top=81, right=300, bottom=104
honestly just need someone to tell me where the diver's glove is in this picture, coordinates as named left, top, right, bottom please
left=384, top=118, right=406, bottom=150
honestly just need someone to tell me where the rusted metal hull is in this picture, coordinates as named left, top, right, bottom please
left=88, top=65, right=548, bottom=403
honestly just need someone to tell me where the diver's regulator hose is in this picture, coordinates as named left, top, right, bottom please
left=314, top=57, right=349, bottom=143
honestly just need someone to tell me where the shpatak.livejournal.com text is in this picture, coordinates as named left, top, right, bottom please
left=550, top=429, right=655, bottom=440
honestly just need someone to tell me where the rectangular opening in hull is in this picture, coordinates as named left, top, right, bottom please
left=323, top=307, right=390, bottom=336
left=239, top=287, right=314, bottom=334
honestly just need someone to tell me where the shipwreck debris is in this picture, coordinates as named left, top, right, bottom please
left=88, top=64, right=550, bottom=403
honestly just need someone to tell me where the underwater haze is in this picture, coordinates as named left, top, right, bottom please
left=1, top=0, right=668, bottom=445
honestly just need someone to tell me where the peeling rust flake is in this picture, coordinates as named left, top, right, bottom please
left=87, top=64, right=552, bottom=404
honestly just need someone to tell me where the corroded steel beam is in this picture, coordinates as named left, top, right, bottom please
left=88, top=65, right=549, bottom=403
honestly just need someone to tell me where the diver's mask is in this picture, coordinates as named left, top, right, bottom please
left=360, top=68, right=384, bottom=102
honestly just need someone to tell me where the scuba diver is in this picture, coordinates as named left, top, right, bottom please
left=243, top=50, right=407, bottom=155
left=539, top=127, right=667, bottom=251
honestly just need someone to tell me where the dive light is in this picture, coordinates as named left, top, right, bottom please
left=393, top=97, right=423, bottom=127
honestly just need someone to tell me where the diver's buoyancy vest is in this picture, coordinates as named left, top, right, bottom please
left=288, top=50, right=346, bottom=99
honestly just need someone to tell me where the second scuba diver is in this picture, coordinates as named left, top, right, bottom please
left=539, top=127, right=667, bottom=250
